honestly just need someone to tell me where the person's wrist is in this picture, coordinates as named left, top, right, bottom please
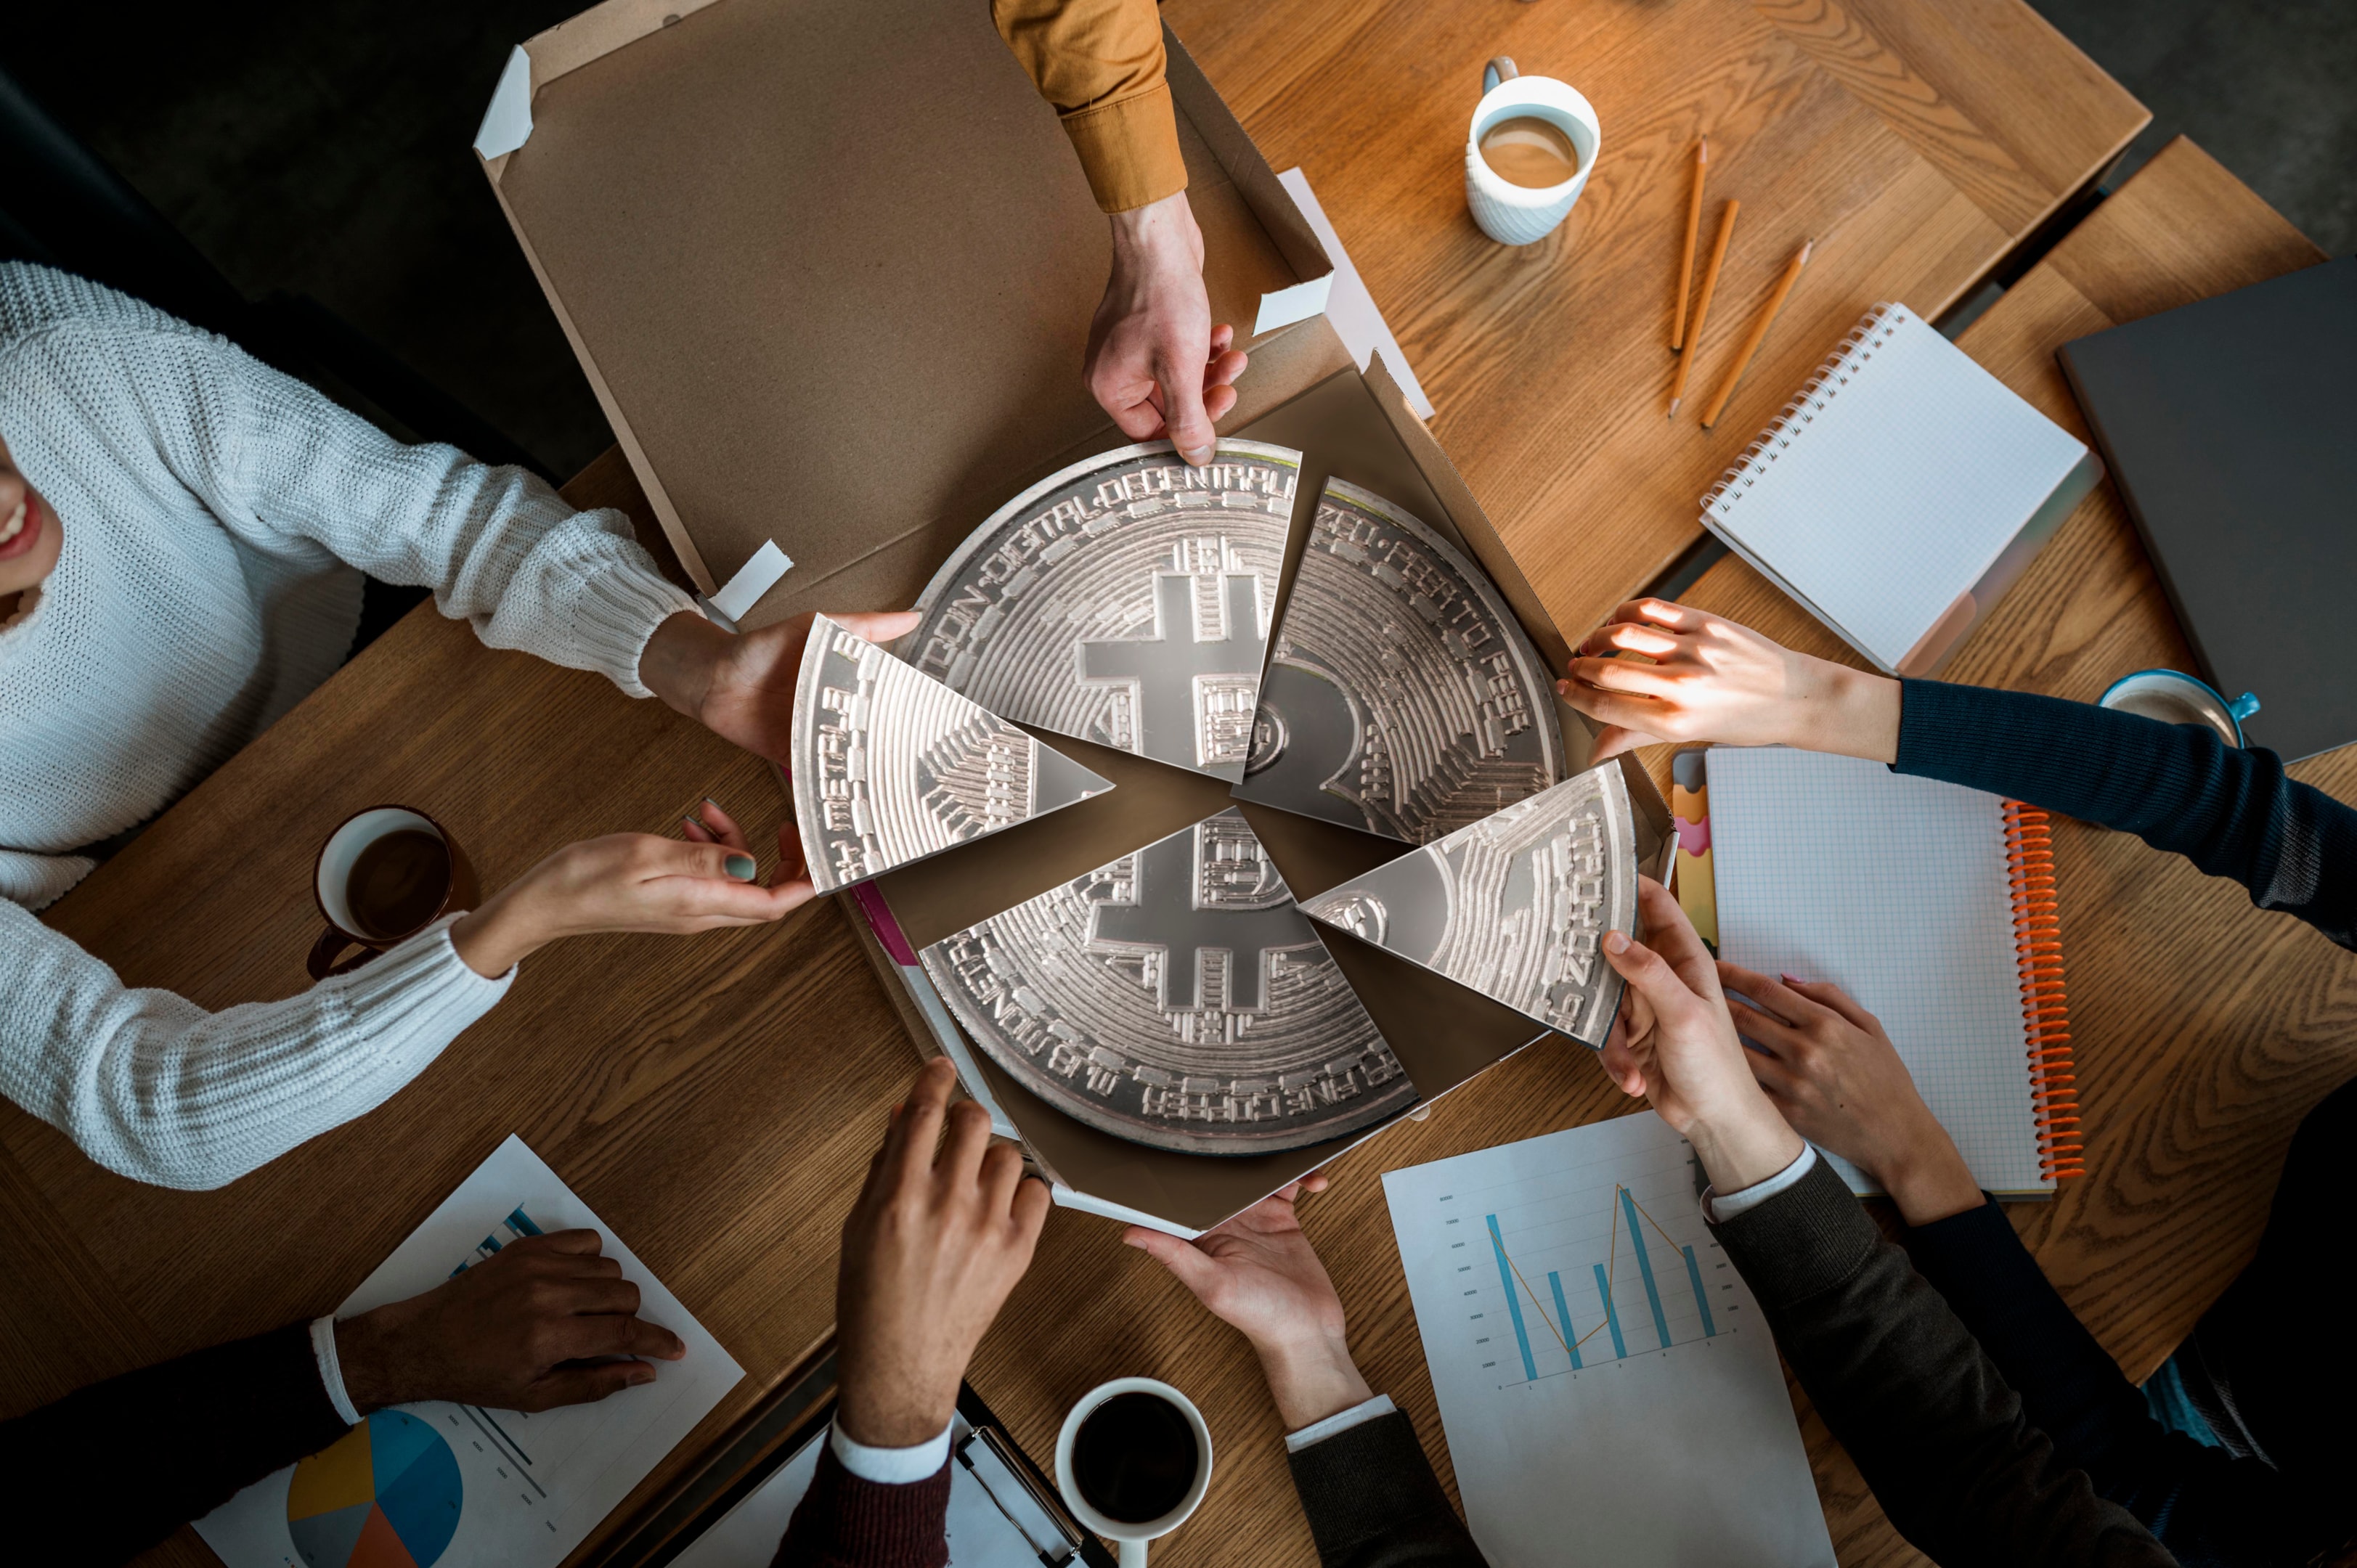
left=333, top=1305, right=412, bottom=1413
left=834, top=1375, right=958, bottom=1450
left=1683, top=1087, right=1807, bottom=1196
left=1798, top=662, right=1902, bottom=763
left=1253, top=1326, right=1373, bottom=1431
left=1877, top=1133, right=1984, bottom=1227
left=638, top=611, right=727, bottom=722
left=449, top=878, right=557, bottom=978
left=1107, top=191, right=1197, bottom=271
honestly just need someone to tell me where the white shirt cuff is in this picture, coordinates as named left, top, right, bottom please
left=312, top=1316, right=362, bottom=1426
left=1701, top=1145, right=1818, bottom=1224
left=1283, top=1394, right=1396, bottom=1454
left=829, top=1416, right=954, bottom=1484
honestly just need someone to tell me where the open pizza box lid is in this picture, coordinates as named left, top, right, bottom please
left=478, top=0, right=1671, bottom=1236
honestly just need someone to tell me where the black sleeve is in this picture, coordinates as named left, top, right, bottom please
left=1905, top=1198, right=2335, bottom=1567
left=772, top=1445, right=950, bottom=1568
left=1287, top=1410, right=1489, bottom=1568
left=1711, top=1159, right=2171, bottom=1568
left=0, top=1320, right=351, bottom=1566
left=1894, top=679, right=2357, bottom=950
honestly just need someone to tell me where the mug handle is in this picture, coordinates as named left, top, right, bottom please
left=1483, top=57, right=1518, bottom=94
left=2228, top=691, right=2262, bottom=722
left=307, top=925, right=380, bottom=981
left=1119, top=1541, right=1148, bottom=1568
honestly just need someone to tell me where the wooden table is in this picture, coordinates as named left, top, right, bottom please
left=1167, top=0, right=2146, bottom=645
left=0, top=7, right=2182, bottom=1567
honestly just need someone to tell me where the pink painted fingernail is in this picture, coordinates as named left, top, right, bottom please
left=1605, top=931, right=1630, bottom=954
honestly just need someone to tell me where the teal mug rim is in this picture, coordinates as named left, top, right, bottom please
left=2098, top=668, right=2260, bottom=747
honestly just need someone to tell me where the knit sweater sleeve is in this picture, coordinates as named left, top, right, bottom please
left=1895, top=679, right=2357, bottom=950
left=86, top=309, right=699, bottom=698
left=0, top=905, right=509, bottom=1190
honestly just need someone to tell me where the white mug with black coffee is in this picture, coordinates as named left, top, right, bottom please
left=1465, top=56, right=1602, bottom=245
left=309, top=804, right=478, bottom=979
left=1054, top=1378, right=1213, bottom=1567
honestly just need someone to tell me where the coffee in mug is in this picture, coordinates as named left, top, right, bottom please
left=1070, top=1391, right=1201, bottom=1524
left=1478, top=115, right=1582, bottom=189
left=310, top=806, right=479, bottom=979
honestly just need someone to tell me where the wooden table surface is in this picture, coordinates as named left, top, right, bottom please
left=0, top=8, right=2217, bottom=1568
left=1166, top=0, right=2146, bottom=648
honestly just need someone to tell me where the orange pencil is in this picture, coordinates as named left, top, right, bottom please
left=1669, top=198, right=1738, bottom=418
left=1699, top=237, right=1814, bottom=429
left=1671, top=138, right=1708, bottom=351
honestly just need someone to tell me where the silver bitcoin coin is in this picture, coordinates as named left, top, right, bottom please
left=903, top=441, right=1301, bottom=783
left=919, top=807, right=1417, bottom=1154
left=1234, top=478, right=1563, bottom=843
left=789, top=615, right=1114, bottom=894
left=1298, top=763, right=1637, bottom=1046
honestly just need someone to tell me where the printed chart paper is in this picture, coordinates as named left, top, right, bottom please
left=1384, top=1114, right=1833, bottom=1567
left=196, top=1136, right=744, bottom=1568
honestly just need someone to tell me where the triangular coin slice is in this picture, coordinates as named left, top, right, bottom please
left=918, top=807, right=1417, bottom=1155
left=790, top=615, right=1114, bottom=894
left=1298, top=764, right=1640, bottom=1046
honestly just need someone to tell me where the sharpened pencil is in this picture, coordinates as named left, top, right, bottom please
left=1669, top=198, right=1738, bottom=419
left=1671, top=139, right=1708, bottom=351
left=1699, top=237, right=1813, bottom=429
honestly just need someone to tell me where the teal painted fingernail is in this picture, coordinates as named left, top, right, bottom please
left=725, top=854, right=756, bottom=881
left=704, top=797, right=724, bottom=812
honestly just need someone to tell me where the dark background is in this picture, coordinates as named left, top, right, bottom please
left=4, top=1, right=2350, bottom=480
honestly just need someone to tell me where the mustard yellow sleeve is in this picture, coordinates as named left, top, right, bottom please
left=992, top=0, right=1188, bottom=213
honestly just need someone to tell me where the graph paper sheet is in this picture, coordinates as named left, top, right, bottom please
left=1384, top=1113, right=1833, bottom=1568
left=1706, top=747, right=2048, bottom=1196
left=195, top=1137, right=744, bottom=1568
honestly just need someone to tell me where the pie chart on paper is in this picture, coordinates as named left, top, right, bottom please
left=285, top=1408, right=463, bottom=1567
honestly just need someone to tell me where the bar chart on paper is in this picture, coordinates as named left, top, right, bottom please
left=1385, top=1113, right=1833, bottom=1567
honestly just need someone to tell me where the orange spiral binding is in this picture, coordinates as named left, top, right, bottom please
left=2003, top=802, right=2082, bottom=1181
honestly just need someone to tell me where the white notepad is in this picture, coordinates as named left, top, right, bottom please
left=1706, top=748, right=2061, bottom=1196
left=1701, top=304, right=2094, bottom=675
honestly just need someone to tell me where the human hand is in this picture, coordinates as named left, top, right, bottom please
left=449, top=806, right=813, bottom=976
left=1090, top=192, right=1249, bottom=466
left=1122, top=1175, right=1372, bottom=1430
left=638, top=608, right=922, bottom=766
left=333, top=1229, right=685, bottom=1413
left=834, top=1058, right=1051, bottom=1447
left=1718, top=963, right=1983, bottom=1225
left=1596, top=878, right=1805, bottom=1193
left=1558, top=598, right=1901, bottom=764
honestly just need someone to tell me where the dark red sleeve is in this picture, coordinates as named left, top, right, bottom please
left=772, top=1443, right=953, bottom=1568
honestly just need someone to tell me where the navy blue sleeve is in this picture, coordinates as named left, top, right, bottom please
left=1894, top=681, right=2356, bottom=950
left=1904, top=1201, right=2333, bottom=1567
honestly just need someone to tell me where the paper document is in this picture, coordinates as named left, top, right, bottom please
left=672, top=1415, right=1079, bottom=1567
left=1384, top=1113, right=1833, bottom=1567
left=196, top=1136, right=744, bottom=1568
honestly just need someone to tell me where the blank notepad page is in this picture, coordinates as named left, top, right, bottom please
left=1707, top=748, right=2048, bottom=1195
left=1703, top=307, right=2086, bottom=671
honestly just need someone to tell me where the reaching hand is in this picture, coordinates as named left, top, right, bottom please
left=1557, top=598, right=1901, bottom=764
left=1596, top=878, right=1806, bottom=1193
left=450, top=805, right=813, bottom=976
left=333, top=1230, right=686, bottom=1413
left=638, top=608, right=923, bottom=767
left=1123, top=1176, right=1373, bottom=1429
left=1090, top=192, right=1249, bottom=466
left=1718, top=963, right=1983, bottom=1225
left=834, top=1058, right=1051, bottom=1447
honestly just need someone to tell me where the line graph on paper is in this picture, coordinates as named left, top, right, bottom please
left=1384, top=1113, right=1832, bottom=1566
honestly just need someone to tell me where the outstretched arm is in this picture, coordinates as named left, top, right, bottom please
left=1560, top=598, right=2357, bottom=949
left=1126, top=1181, right=1488, bottom=1568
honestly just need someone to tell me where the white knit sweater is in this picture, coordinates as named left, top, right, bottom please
left=0, top=264, right=699, bottom=1189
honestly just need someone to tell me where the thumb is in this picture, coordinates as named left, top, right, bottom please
left=1602, top=929, right=1701, bottom=1024
left=1589, top=724, right=1661, bottom=764
left=1124, top=1226, right=1223, bottom=1299
left=1157, top=351, right=1217, bottom=467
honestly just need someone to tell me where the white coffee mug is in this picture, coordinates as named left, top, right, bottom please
left=1465, top=57, right=1601, bottom=245
left=1054, top=1377, right=1213, bottom=1568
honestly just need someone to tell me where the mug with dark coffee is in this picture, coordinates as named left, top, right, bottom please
left=1054, top=1378, right=1213, bottom=1567
left=309, top=806, right=479, bottom=979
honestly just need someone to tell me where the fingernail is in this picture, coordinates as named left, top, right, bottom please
left=725, top=854, right=756, bottom=881
left=1605, top=931, right=1630, bottom=954
left=1781, top=972, right=1804, bottom=985
left=683, top=817, right=702, bottom=834
left=628, top=1365, right=656, bottom=1385
left=704, top=797, right=724, bottom=813
left=1556, top=679, right=1571, bottom=695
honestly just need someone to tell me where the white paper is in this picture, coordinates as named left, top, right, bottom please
left=1383, top=1112, right=1833, bottom=1568
left=474, top=46, right=534, bottom=160
left=670, top=1418, right=1067, bottom=1568
left=1277, top=167, right=1436, bottom=419
left=709, top=538, right=795, bottom=624
left=195, top=1136, right=744, bottom=1568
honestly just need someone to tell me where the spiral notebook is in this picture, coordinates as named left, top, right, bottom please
left=1701, top=304, right=2100, bottom=677
left=1703, top=748, right=2080, bottom=1197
